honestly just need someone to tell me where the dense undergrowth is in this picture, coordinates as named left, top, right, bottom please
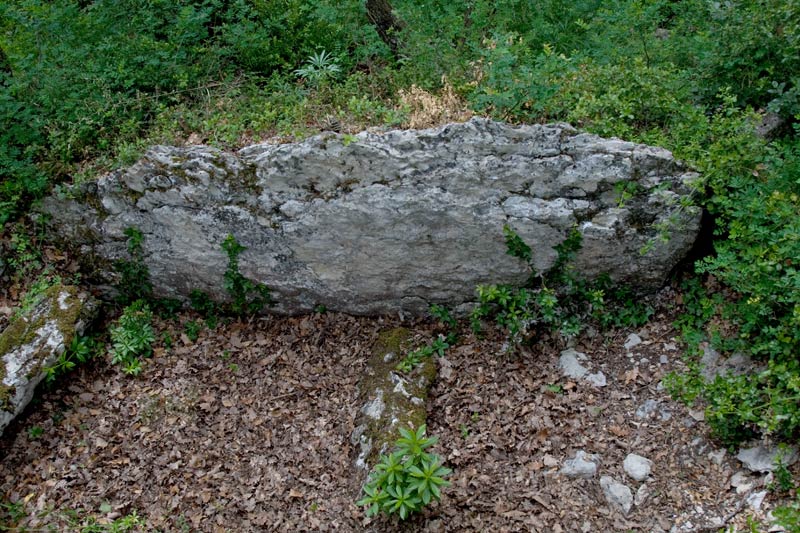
left=1, top=0, right=800, bottom=523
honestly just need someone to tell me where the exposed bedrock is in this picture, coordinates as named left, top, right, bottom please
left=43, top=118, right=701, bottom=315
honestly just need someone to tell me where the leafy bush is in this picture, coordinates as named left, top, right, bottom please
left=357, top=424, right=451, bottom=520
left=471, top=225, right=651, bottom=347
left=109, top=300, right=155, bottom=376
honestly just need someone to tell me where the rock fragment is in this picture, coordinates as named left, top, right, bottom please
left=736, top=444, right=798, bottom=473
left=560, top=450, right=599, bottom=478
left=600, top=475, right=634, bottom=515
left=623, top=453, right=653, bottom=481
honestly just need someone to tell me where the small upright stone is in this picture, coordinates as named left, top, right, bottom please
left=600, top=476, right=634, bottom=515
left=624, top=333, right=642, bottom=351
left=623, top=453, right=652, bottom=481
left=560, top=450, right=599, bottom=478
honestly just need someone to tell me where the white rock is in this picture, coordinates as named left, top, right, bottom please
left=624, top=333, right=643, bottom=350
left=730, top=471, right=755, bottom=494
left=634, top=483, right=650, bottom=506
left=600, top=475, right=633, bottom=515
left=559, top=349, right=607, bottom=387
left=737, top=444, right=799, bottom=473
left=361, top=392, right=385, bottom=420
left=559, top=349, right=589, bottom=380
left=623, top=453, right=652, bottom=481
left=747, top=490, right=767, bottom=511
left=586, top=371, right=607, bottom=387
left=560, top=450, right=599, bottom=478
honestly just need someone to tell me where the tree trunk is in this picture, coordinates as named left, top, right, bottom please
left=365, top=0, right=404, bottom=58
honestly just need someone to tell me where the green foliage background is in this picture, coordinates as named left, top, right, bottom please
left=1, top=0, right=799, bottom=446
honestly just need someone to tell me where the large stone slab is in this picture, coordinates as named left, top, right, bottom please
left=1, top=285, right=98, bottom=435
left=43, top=118, right=701, bottom=315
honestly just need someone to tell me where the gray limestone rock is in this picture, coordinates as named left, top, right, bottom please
left=1, top=285, right=98, bottom=436
left=558, top=349, right=607, bottom=387
left=623, top=453, right=653, bottom=481
left=624, top=333, right=643, bottom=351
left=736, top=444, right=798, bottom=473
left=43, top=118, right=701, bottom=315
left=560, top=450, right=600, bottom=478
left=600, top=475, right=634, bottom=515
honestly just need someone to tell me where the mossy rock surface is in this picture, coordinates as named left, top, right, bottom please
left=0, top=284, right=98, bottom=435
left=351, top=327, right=438, bottom=483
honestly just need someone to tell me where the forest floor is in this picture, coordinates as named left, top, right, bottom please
left=0, top=288, right=796, bottom=532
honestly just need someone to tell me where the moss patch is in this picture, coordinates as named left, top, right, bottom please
left=0, top=357, right=11, bottom=410
left=355, top=327, right=438, bottom=467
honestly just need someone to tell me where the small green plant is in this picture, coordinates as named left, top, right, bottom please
left=614, top=180, right=644, bottom=208
left=75, top=510, right=146, bottom=532
left=221, top=235, right=274, bottom=316
left=14, top=273, right=61, bottom=319
left=115, top=227, right=152, bottom=304
left=7, top=225, right=42, bottom=279
left=294, top=50, right=341, bottom=87
left=429, top=304, right=458, bottom=332
left=473, top=226, right=654, bottom=349
left=161, top=331, right=173, bottom=350
left=396, top=336, right=451, bottom=373
left=774, top=496, right=800, bottom=533
left=1, top=500, right=26, bottom=526
left=184, top=320, right=201, bottom=343
left=110, top=300, right=155, bottom=376
left=189, top=289, right=219, bottom=328
left=45, top=335, right=97, bottom=383
left=357, top=424, right=451, bottom=520
left=27, top=425, right=44, bottom=440
left=771, top=456, right=796, bottom=493
left=546, top=383, right=563, bottom=394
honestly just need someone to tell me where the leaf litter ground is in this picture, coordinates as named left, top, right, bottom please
left=1, top=289, right=797, bottom=531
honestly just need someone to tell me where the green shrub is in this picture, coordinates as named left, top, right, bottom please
left=109, top=300, right=155, bottom=376
left=471, top=226, right=650, bottom=347
left=774, top=496, right=800, bottom=533
left=357, top=424, right=451, bottom=520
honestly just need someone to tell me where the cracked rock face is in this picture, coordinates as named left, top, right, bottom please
left=43, top=118, right=701, bottom=315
